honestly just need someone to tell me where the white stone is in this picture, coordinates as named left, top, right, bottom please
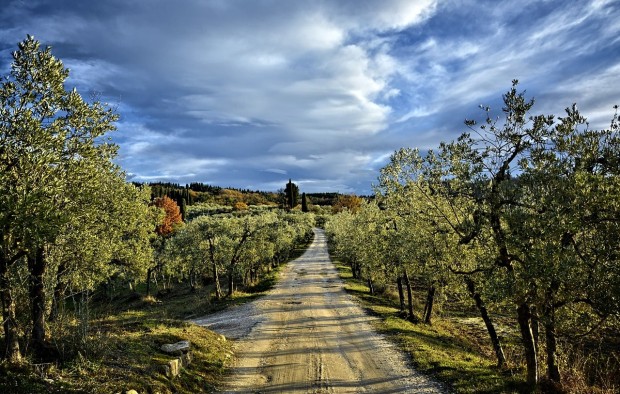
left=160, top=340, right=190, bottom=355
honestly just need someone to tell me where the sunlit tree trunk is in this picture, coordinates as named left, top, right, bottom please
left=213, top=261, right=222, bottom=300
left=367, top=278, right=374, bottom=295
left=465, top=277, right=506, bottom=367
left=531, top=305, right=540, bottom=353
left=227, top=270, right=234, bottom=297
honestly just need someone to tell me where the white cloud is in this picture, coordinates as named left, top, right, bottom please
left=328, top=0, right=438, bottom=32
left=2, top=0, right=617, bottom=193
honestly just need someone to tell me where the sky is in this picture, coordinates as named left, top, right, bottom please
left=1, top=0, right=619, bottom=194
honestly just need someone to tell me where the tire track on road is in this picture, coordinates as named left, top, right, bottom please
left=194, top=228, right=445, bottom=393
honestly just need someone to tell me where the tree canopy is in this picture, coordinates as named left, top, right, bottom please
left=0, top=36, right=156, bottom=361
left=327, top=82, right=620, bottom=389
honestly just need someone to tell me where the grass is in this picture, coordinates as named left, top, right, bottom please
left=0, top=312, right=232, bottom=394
left=0, top=240, right=311, bottom=394
left=335, top=262, right=526, bottom=394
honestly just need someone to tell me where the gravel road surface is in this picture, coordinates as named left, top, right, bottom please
left=192, top=228, right=445, bottom=393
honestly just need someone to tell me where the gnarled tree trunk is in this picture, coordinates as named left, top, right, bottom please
left=544, top=282, right=561, bottom=383
left=213, top=261, right=222, bottom=300
left=423, top=284, right=436, bottom=324
left=517, top=302, right=538, bottom=386
left=403, top=270, right=418, bottom=323
left=465, top=277, right=506, bottom=367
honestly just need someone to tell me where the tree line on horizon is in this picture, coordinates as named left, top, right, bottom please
left=145, top=179, right=363, bottom=213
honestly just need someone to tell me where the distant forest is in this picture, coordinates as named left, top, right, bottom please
left=142, top=181, right=344, bottom=208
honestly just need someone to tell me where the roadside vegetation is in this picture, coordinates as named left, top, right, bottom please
left=335, top=261, right=524, bottom=393
left=325, top=83, right=620, bottom=393
left=0, top=36, right=315, bottom=393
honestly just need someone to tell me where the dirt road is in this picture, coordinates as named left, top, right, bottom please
left=193, top=228, right=445, bottom=393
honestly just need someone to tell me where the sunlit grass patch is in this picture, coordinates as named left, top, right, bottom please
left=334, top=260, right=524, bottom=394
left=1, top=232, right=314, bottom=394
left=0, top=313, right=233, bottom=394
left=379, top=316, right=522, bottom=393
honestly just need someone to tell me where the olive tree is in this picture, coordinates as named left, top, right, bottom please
left=0, top=36, right=153, bottom=361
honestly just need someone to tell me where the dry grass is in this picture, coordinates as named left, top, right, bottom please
left=1, top=299, right=233, bottom=393
left=1, top=240, right=313, bottom=393
left=335, top=262, right=620, bottom=394
left=335, top=262, right=526, bottom=393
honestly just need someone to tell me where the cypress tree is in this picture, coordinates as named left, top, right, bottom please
left=180, top=198, right=187, bottom=222
left=285, top=179, right=299, bottom=209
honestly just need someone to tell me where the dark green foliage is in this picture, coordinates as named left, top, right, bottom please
left=285, top=179, right=299, bottom=209
left=188, top=182, right=222, bottom=194
left=147, top=182, right=281, bottom=206
left=180, top=198, right=187, bottom=221
left=301, top=193, right=309, bottom=212
left=149, top=182, right=193, bottom=206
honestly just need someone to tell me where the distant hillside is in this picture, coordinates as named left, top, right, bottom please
left=139, top=182, right=361, bottom=211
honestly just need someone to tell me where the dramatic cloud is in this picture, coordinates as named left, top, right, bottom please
left=1, top=0, right=618, bottom=194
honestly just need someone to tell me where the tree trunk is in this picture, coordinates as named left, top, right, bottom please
left=397, top=276, right=405, bottom=312
left=161, top=273, right=168, bottom=291
left=146, top=267, right=153, bottom=296
left=0, top=263, right=21, bottom=363
left=77, top=290, right=90, bottom=343
left=189, top=268, right=196, bottom=293
left=423, top=285, right=436, bottom=324
left=544, top=315, right=560, bottom=383
left=351, top=262, right=359, bottom=279
left=367, top=278, right=374, bottom=295
left=28, top=247, right=47, bottom=349
left=544, top=283, right=561, bottom=383
left=465, top=277, right=506, bottom=367
left=531, top=305, right=539, bottom=353
left=403, top=270, right=417, bottom=323
left=352, top=261, right=362, bottom=279
left=49, top=262, right=66, bottom=322
left=517, top=302, right=538, bottom=386
left=227, top=269, right=234, bottom=297
left=213, top=261, right=222, bottom=300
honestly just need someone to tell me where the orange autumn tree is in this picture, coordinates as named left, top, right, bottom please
left=332, top=194, right=363, bottom=214
left=146, top=196, right=182, bottom=295
left=153, top=196, right=183, bottom=236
